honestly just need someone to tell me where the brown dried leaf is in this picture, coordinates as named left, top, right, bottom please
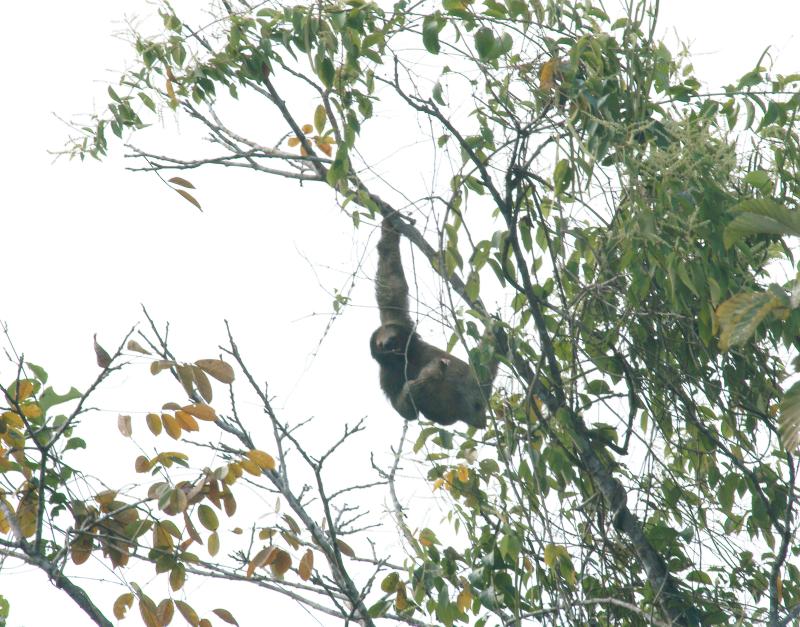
left=157, top=598, right=175, bottom=626
left=117, top=414, right=132, bottom=437
left=176, top=364, right=196, bottom=398
left=283, top=514, right=301, bottom=535
left=270, top=548, right=292, bottom=578
left=247, top=546, right=270, bottom=577
left=192, top=365, right=213, bottom=403
left=175, top=600, right=199, bottom=626
left=212, top=608, right=239, bottom=626
left=169, top=176, right=195, bottom=189
left=175, top=188, right=202, bottom=211
left=139, top=595, right=161, bottom=627
left=281, top=530, right=300, bottom=550
left=183, top=511, right=203, bottom=545
left=150, top=360, right=176, bottom=375
left=299, top=549, right=314, bottom=581
left=336, top=538, right=355, bottom=558
left=162, top=401, right=181, bottom=411
left=223, top=490, right=237, bottom=516
left=135, top=456, right=153, bottom=473
left=93, top=334, right=112, bottom=368
left=170, top=564, right=186, bottom=591
left=127, top=340, right=151, bottom=355
left=70, top=532, right=93, bottom=564
left=195, top=359, right=235, bottom=384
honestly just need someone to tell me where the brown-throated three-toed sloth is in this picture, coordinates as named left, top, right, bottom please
left=369, top=218, right=498, bottom=428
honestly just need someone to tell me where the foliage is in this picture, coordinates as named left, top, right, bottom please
left=4, top=0, right=800, bottom=626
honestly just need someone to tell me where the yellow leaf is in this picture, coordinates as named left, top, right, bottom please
left=301, top=123, right=313, bottom=134
left=175, top=410, right=199, bottom=432
left=2, top=412, right=23, bottom=429
left=113, top=593, right=134, bottom=620
left=16, top=488, right=38, bottom=537
left=457, top=586, right=472, bottom=613
left=418, top=528, right=438, bottom=547
left=166, top=78, right=178, bottom=108
left=288, top=137, right=301, bottom=147
left=162, top=413, right=182, bottom=439
left=432, top=478, right=444, bottom=491
left=240, top=458, right=262, bottom=476
left=182, top=403, right=217, bottom=421
left=14, top=379, right=34, bottom=402
left=395, top=585, right=408, bottom=611
left=195, top=359, right=235, bottom=384
left=20, top=403, right=42, bottom=419
left=539, top=57, right=559, bottom=91
left=192, top=365, right=213, bottom=403
left=299, top=549, right=314, bottom=581
left=247, top=449, right=276, bottom=471
left=456, top=464, right=469, bottom=482
left=146, top=412, right=163, bottom=435
left=208, top=531, right=220, bottom=557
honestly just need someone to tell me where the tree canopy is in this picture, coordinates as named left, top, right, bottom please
left=3, top=1, right=800, bottom=626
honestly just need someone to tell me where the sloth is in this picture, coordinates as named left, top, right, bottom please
left=369, top=218, right=498, bottom=428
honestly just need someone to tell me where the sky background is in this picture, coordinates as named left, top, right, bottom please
left=1, top=1, right=799, bottom=625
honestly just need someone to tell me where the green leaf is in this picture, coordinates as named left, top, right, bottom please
left=26, top=362, right=48, bottom=384
left=474, top=27, right=495, bottom=61
left=39, top=386, right=82, bottom=414
left=138, top=92, right=156, bottom=112
left=723, top=199, right=800, bottom=248
left=314, top=104, right=326, bottom=134
left=326, top=148, right=350, bottom=186
left=716, top=291, right=784, bottom=351
left=553, top=159, right=572, bottom=195
left=413, top=426, right=438, bottom=453
left=743, top=170, right=771, bottom=192
left=432, top=81, right=445, bottom=106
left=780, top=381, right=800, bottom=452
left=197, top=504, right=219, bottom=531
left=422, top=15, right=442, bottom=55
left=318, top=57, right=335, bottom=89
left=65, top=437, right=87, bottom=451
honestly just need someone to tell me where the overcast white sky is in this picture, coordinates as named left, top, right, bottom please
left=1, top=1, right=799, bottom=625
